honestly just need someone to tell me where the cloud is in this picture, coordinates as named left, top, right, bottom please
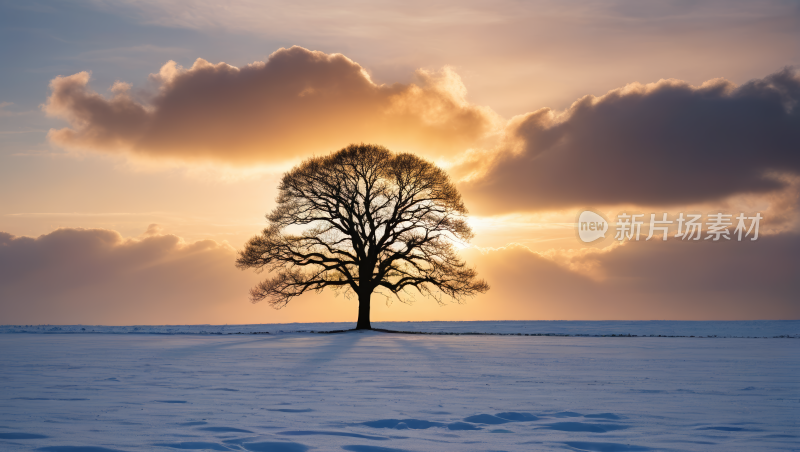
left=1, top=226, right=796, bottom=323
left=461, top=233, right=800, bottom=320
left=44, top=46, right=500, bottom=165
left=0, top=227, right=257, bottom=324
left=459, top=68, right=800, bottom=214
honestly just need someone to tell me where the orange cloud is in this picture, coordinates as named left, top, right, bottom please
left=1, top=226, right=797, bottom=324
left=44, top=46, right=500, bottom=165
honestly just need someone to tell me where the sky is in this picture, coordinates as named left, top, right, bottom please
left=1, top=0, right=799, bottom=324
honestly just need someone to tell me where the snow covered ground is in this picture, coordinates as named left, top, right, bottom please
left=2, top=320, right=798, bottom=337
left=0, top=324, right=798, bottom=451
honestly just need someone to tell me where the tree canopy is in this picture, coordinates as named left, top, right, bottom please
left=236, top=143, right=488, bottom=329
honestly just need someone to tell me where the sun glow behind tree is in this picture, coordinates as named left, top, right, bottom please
left=236, top=143, right=489, bottom=329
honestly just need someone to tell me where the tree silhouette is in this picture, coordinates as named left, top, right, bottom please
left=236, top=143, right=489, bottom=329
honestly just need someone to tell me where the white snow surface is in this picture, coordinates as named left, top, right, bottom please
left=2, top=320, right=799, bottom=337
left=0, top=327, right=798, bottom=451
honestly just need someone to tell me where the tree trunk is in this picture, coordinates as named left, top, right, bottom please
left=356, top=290, right=371, bottom=330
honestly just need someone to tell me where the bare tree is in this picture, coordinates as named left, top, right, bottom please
left=236, top=143, right=489, bottom=329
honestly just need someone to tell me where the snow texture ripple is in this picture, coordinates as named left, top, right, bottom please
left=0, top=330, right=797, bottom=451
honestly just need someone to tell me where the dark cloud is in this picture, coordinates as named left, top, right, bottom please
left=464, top=232, right=800, bottom=319
left=44, top=46, right=499, bottom=164
left=1, top=227, right=796, bottom=323
left=0, top=228, right=257, bottom=324
left=460, top=68, right=800, bottom=214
